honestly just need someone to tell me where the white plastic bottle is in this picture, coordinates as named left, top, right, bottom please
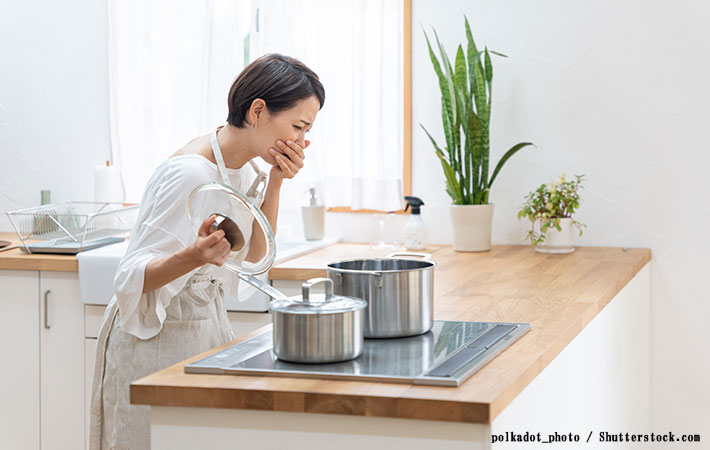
left=301, top=187, right=325, bottom=240
left=403, top=196, right=425, bottom=250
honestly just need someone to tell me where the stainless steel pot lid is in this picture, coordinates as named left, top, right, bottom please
left=269, top=278, right=367, bottom=315
left=186, top=181, right=275, bottom=275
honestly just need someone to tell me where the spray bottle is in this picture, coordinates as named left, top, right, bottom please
left=403, top=196, right=425, bottom=250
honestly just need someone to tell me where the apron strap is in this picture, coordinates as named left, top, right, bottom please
left=211, top=128, right=267, bottom=201
left=210, top=129, right=232, bottom=186
left=246, top=160, right=268, bottom=200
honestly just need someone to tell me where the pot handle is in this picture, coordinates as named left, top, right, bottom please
left=236, top=272, right=288, bottom=300
left=386, top=251, right=432, bottom=261
left=302, top=277, right=333, bottom=304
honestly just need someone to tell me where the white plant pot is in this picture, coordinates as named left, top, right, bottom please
left=535, top=217, right=575, bottom=254
left=449, top=204, right=494, bottom=252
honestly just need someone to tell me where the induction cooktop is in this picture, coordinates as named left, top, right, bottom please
left=185, top=320, right=530, bottom=387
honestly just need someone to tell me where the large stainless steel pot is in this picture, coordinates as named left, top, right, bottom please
left=327, top=252, right=435, bottom=338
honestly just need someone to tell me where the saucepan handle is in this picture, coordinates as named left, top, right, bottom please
left=302, top=277, right=333, bottom=304
left=385, top=251, right=432, bottom=261
left=236, top=272, right=288, bottom=300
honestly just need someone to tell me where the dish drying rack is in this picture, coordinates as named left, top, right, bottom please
left=6, top=202, right=139, bottom=254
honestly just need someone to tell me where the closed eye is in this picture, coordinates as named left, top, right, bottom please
left=294, top=125, right=311, bottom=133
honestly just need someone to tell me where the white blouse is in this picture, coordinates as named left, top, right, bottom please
left=112, top=154, right=259, bottom=339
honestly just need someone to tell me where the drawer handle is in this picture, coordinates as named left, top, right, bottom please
left=44, top=289, right=51, bottom=329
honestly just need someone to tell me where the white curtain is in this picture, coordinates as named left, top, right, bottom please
left=108, top=0, right=251, bottom=202
left=109, top=0, right=403, bottom=211
left=251, top=0, right=404, bottom=211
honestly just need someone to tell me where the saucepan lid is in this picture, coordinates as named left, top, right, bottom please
left=269, top=278, right=367, bottom=315
left=186, top=181, right=275, bottom=275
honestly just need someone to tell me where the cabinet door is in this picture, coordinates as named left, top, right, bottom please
left=0, top=270, right=40, bottom=450
left=39, top=271, right=85, bottom=450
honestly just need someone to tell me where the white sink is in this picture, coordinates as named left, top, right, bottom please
left=77, top=237, right=340, bottom=311
left=77, top=240, right=129, bottom=306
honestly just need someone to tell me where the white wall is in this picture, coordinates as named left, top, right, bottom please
left=0, top=0, right=110, bottom=230
left=1, top=0, right=707, bottom=441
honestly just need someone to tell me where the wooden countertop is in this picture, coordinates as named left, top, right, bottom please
left=131, top=244, right=651, bottom=424
left=0, top=232, right=78, bottom=272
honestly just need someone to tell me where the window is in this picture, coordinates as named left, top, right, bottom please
left=109, top=0, right=410, bottom=212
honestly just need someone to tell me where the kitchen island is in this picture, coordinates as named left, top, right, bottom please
left=131, top=244, right=651, bottom=449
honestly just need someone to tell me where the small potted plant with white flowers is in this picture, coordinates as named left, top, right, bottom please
left=517, top=174, right=586, bottom=254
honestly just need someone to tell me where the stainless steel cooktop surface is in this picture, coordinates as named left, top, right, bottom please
left=185, top=320, right=530, bottom=386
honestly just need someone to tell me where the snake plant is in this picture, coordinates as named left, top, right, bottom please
left=421, top=16, right=533, bottom=205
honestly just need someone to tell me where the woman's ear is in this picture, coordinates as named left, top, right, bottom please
left=249, top=98, right=267, bottom=125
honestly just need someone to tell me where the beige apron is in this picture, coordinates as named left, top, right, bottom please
left=89, top=129, right=267, bottom=450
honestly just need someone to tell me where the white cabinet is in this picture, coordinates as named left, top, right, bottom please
left=0, top=271, right=85, bottom=450
left=39, top=271, right=85, bottom=450
left=0, top=270, right=41, bottom=450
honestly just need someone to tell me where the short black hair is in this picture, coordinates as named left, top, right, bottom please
left=227, top=53, right=325, bottom=128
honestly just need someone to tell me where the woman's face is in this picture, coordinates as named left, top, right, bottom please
left=253, top=95, right=321, bottom=166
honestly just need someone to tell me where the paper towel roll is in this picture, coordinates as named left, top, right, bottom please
left=94, top=161, right=125, bottom=203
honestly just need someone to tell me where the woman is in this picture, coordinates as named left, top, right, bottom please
left=90, top=54, right=325, bottom=450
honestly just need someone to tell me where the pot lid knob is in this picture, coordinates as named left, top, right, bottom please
left=301, top=277, right=333, bottom=304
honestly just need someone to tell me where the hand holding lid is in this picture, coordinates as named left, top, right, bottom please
left=187, top=181, right=276, bottom=275
left=209, top=213, right=245, bottom=252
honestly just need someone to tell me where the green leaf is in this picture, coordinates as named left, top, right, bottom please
left=473, top=188, right=488, bottom=205
left=422, top=27, right=455, bottom=139
left=484, top=48, right=493, bottom=84
left=466, top=105, right=483, bottom=194
left=441, top=100, right=455, bottom=169
left=464, top=16, right=479, bottom=96
left=420, top=123, right=443, bottom=154
left=488, top=142, right=535, bottom=188
left=421, top=124, right=463, bottom=203
left=453, top=46, right=470, bottom=187
left=473, top=61, right=487, bottom=121
left=435, top=149, right=464, bottom=204
left=454, top=45, right=468, bottom=97
left=484, top=48, right=493, bottom=109
left=433, top=28, right=457, bottom=126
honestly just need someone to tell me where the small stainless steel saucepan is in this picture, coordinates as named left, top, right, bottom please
left=238, top=274, right=367, bottom=363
